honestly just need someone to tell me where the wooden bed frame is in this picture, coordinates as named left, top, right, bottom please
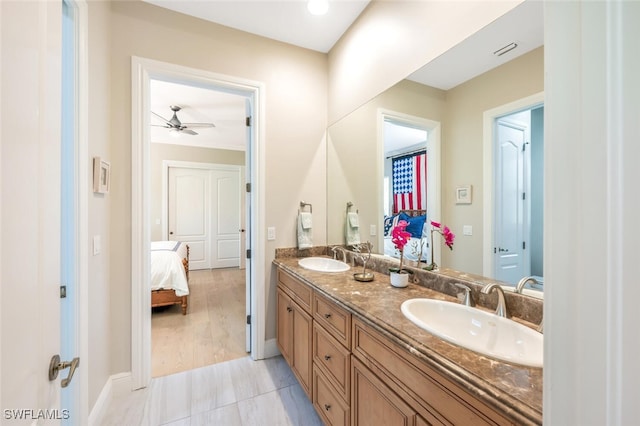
left=151, top=244, right=189, bottom=315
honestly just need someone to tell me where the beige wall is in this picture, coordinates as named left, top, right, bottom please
left=87, top=0, right=112, bottom=412
left=442, top=46, right=544, bottom=273
left=108, top=0, right=327, bottom=374
left=149, top=143, right=245, bottom=241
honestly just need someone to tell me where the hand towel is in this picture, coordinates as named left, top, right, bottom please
left=345, top=212, right=361, bottom=245
left=297, top=212, right=313, bottom=249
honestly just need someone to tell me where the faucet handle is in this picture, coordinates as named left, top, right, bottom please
left=453, top=283, right=474, bottom=307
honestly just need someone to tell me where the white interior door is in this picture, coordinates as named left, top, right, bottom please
left=494, top=119, right=526, bottom=284
left=169, top=167, right=211, bottom=270
left=1, top=0, right=64, bottom=418
left=211, top=169, right=241, bottom=268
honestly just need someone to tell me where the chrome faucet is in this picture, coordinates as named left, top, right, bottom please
left=453, top=283, right=474, bottom=307
left=515, top=276, right=539, bottom=294
left=481, top=283, right=509, bottom=318
left=331, top=246, right=348, bottom=263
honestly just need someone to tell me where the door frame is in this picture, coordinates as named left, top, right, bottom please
left=161, top=160, right=243, bottom=268
left=377, top=109, right=441, bottom=262
left=131, top=57, right=266, bottom=389
left=482, top=92, right=543, bottom=278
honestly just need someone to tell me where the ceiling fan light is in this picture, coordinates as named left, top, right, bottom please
left=307, top=0, right=329, bottom=16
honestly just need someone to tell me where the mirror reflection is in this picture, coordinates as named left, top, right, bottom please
left=327, top=2, right=544, bottom=294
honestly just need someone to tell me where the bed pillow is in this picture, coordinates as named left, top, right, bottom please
left=405, top=214, right=427, bottom=238
left=384, top=212, right=412, bottom=236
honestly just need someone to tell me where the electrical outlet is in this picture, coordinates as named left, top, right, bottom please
left=370, top=225, right=377, bottom=236
left=267, top=226, right=276, bottom=240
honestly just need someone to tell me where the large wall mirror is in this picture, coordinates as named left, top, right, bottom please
left=327, top=0, right=545, bottom=295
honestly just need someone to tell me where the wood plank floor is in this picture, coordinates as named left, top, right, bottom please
left=152, top=268, right=247, bottom=378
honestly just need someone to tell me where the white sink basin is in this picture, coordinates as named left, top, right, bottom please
left=298, top=257, right=350, bottom=272
left=400, top=298, right=543, bottom=368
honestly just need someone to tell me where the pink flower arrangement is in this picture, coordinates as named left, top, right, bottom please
left=425, top=220, right=455, bottom=271
left=391, top=220, right=412, bottom=272
left=430, top=221, right=455, bottom=250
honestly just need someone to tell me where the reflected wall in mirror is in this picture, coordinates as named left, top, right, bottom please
left=327, top=46, right=544, bottom=291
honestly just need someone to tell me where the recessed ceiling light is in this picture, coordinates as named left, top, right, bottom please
left=307, top=0, right=329, bottom=16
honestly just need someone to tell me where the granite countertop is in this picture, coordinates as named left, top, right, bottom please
left=274, top=257, right=542, bottom=425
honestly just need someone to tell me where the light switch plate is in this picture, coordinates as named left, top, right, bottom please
left=93, top=235, right=101, bottom=256
left=267, top=226, right=276, bottom=240
left=463, top=225, right=473, bottom=236
left=370, top=225, right=377, bottom=236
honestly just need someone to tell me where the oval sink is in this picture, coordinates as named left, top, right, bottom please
left=401, top=298, right=543, bottom=368
left=298, top=257, right=350, bottom=272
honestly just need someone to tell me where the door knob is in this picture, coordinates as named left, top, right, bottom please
left=169, top=231, right=174, bottom=235
left=49, top=354, right=80, bottom=388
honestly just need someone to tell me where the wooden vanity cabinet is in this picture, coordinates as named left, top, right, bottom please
left=276, top=272, right=313, bottom=398
left=351, top=318, right=515, bottom=426
left=276, top=267, right=522, bottom=426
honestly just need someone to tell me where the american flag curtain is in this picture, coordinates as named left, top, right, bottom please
left=392, top=151, right=427, bottom=213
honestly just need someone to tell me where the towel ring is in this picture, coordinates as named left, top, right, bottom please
left=346, top=201, right=358, bottom=215
left=300, top=201, right=312, bottom=214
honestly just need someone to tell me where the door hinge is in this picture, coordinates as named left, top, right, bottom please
left=246, top=116, right=252, bottom=127
left=246, top=314, right=251, bottom=325
left=523, top=241, right=526, bottom=250
left=246, top=249, right=251, bottom=259
left=60, top=285, right=67, bottom=298
left=523, top=192, right=526, bottom=200
left=246, top=182, right=251, bottom=192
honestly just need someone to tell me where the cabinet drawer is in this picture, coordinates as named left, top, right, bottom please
left=313, top=323, right=350, bottom=402
left=352, top=318, right=513, bottom=426
left=313, top=366, right=350, bottom=426
left=313, top=292, right=351, bottom=348
left=278, top=270, right=312, bottom=313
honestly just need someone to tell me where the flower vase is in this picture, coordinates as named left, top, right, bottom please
left=389, top=271, right=409, bottom=288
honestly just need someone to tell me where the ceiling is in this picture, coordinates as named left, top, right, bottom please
left=145, top=0, right=543, bottom=151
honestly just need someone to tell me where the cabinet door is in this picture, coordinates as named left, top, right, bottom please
left=291, top=301, right=313, bottom=397
left=352, top=357, right=419, bottom=426
left=276, top=288, right=293, bottom=363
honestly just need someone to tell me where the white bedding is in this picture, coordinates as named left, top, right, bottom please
left=384, top=236, right=430, bottom=263
left=150, top=241, right=189, bottom=296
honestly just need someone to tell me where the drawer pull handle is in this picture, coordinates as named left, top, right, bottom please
left=286, top=306, right=292, bottom=313
left=324, top=313, right=332, bottom=319
left=324, top=404, right=331, bottom=411
left=324, top=354, right=331, bottom=361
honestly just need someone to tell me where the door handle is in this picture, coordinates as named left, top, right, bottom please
left=48, top=354, right=80, bottom=388
left=169, top=231, right=174, bottom=235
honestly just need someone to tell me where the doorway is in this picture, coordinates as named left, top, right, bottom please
left=131, top=57, right=267, bottom=389
left=482, top=93, right=544, bottom=287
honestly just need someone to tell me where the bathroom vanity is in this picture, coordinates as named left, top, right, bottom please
left=274, top=255, right=542, bottom=426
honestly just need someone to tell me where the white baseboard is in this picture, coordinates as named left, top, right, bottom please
left=88, top=372, right=132, bottom=426
left=263, top=338, right=280, bottom=359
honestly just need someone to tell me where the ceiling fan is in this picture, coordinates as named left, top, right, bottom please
left=151, top=105, right=215, bottom=136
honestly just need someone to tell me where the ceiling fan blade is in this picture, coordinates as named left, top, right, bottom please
left=182, top=129, right=198, bottom=136
left=151, top=124, right=171, bottom=128
left=151, top=111, right=172, bottom=126
left=181, top=122, right=216, bottom=128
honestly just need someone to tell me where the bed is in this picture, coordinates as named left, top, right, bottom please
left=150, top=241, right=190, bottom=315
left=383, top=209, right=430, bottom=263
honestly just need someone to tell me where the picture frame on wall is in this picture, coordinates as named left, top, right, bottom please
left=456, top=185, right=472, bottom=204
left=93, top=157, right=110, bottom=194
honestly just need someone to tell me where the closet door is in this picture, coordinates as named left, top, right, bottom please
left=168, top=167, right=211, bottom=270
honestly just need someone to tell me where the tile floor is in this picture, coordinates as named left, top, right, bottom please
left=101, top=355, right=323, bottom=426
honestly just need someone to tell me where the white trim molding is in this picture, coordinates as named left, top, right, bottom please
left=131, top=57, right=266, bottom=390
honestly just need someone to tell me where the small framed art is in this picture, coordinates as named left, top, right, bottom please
left=93, top=157, right=111, bottom=194
left=456, top=185, right=472, bottom=204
